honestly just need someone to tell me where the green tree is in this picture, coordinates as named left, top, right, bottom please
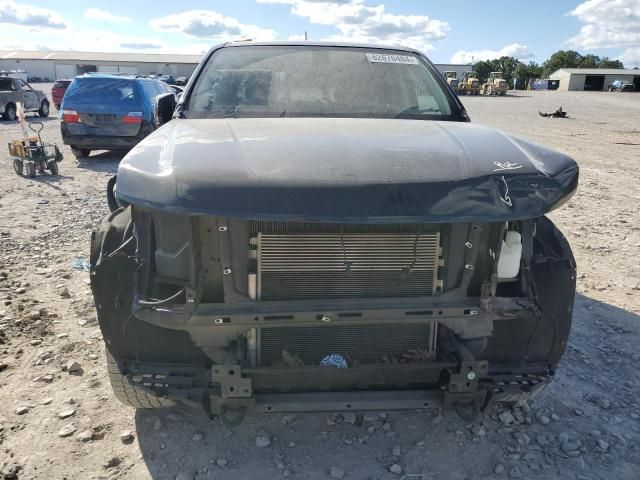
left=541, top=50, right=582, bottom=77
left=598, top=57, right=624, bottom=69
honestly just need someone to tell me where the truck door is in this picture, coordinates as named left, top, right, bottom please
left=17, top=79, right=39, bottom=110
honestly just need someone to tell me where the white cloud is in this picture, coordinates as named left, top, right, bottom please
left=0, top=0, right=65, bottom=29
left=450, top=43, right=534, bottom=64
left=0, top=25, right=208, bottom=54
left=258, top=0, right=448, bottom=52
left=150, top=10, right=277, bottom=42
left=83, top=8, right=131, bottom=23
left=618, top=46, right=640, bottom=67
left=567, top=0, right=640, bottom=49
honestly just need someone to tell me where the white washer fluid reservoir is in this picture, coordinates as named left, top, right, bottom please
left=497, top=231, right=522, bottom=278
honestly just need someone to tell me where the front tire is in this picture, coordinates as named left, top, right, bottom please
left=12, top=158, right=23, bottom=175
left=25, top=162, right=36, bottom=178
left=71, top=147, right=91, bottom=158
left=106, top=351, right=175, bottom=409
left=38, top=100, right=49, bottom=118
left=4, top=103, right=16, bottom=121
left=48, top=161, right=59, bottom=176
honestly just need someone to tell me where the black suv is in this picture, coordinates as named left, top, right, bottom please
left=92, top=42, right=578, bottom=424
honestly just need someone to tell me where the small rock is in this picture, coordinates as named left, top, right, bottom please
left=58, top=423, right=77, bottom=437
left=255, top=431, right=271, bottom=448
left=392, top=445, right=401, bottom=457
left=15, top=287, right=26, bottom=294
left=537, top=414, right=550, bottom=425
left=499, top=411, right=516, bottom=425
left=120, top=430, right=134, bottom=442
left=0, top=362, right=8, bottom=372
left=471, top=424, right=486, bottom=437
left=15, top=406, right=28, bottom=415
left=509, top=466, right=523, bottom=478
left=77, top=430, right=93, bottom=442
left=58, top=408, right=76, bottom=419
left=494, top=463, right=505, bottom=474
left=104, top=457, right=121, bottom=469
left=152, top=418, right=162, bottom=430
left=330, top=467, right=345, bottom=479
left=192, top=433, right=203, bottom=442
left=597, top=439, right=609, bottom=452
left=326, top=416, right=336, bottom=426
left=60, top=287, right=70, bottom=298
left=596, top=398, right=611, bottom=410
left=289, top=441, right=296, bottom=448
left=574, top=409, right=584, bottom=417
left=389, top=464, right=403, bottom=475
left=382, top=422, right=392, bottom=432
left=41, top=397, right=53, bottom=405
left=215, top=458, right=228, bottom=468
left=561, top=440, right=581, bottom=453
left=513, top=432, right=531, bottom=446
left=65, top=360, right=82, bottom=374
left=1, top=463, right=20, bottom=479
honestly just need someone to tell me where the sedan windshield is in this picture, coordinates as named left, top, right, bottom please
left=187, top=46, right=457, bottom=120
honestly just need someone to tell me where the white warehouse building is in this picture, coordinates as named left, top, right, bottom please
left=549, top=68, right=640, bottom=92
left=0, top=50, right=203, bottom=81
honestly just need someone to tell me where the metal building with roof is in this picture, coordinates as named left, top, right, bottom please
left=0, top=50, right=203, bottom=81
left=549, top=68, right=640, bottom=92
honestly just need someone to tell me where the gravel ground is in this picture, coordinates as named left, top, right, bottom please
left=0, top=88, right=639, bottom=480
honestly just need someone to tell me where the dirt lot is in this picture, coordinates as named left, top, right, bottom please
left=1, top=88, right=639, bottom=480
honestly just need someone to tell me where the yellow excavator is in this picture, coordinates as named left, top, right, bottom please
left=443, top=71, right=459, bottom=92
left=482, top=71, right=507, bottom=96
left=459, top=71, right=480, bottom=95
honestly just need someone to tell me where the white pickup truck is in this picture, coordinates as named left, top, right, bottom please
left=0, top=76, right=50, bottom=120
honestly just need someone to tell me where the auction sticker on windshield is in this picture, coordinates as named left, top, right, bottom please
left=366, top=53, right=419, bottom=65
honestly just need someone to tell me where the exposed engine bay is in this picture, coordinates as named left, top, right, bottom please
left=92, top=207, right=576, bottom=423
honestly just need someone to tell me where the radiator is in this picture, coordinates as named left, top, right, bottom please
left=260, top=323, right=437, bottom=366
left=254, top=227, right=441, bottom=301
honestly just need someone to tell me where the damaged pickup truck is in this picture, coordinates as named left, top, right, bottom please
left=91, top=42, right=578, bottom=424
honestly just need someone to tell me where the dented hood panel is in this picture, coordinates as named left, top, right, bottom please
left=117, top=118, right=578, bottom=222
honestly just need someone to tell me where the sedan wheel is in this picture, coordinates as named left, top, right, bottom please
left=39, top=101, right=50, bottom=118
left=4, top=105, right=16, bottom=121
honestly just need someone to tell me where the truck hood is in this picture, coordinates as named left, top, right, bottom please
left=117, top=118, right=578, bottom=222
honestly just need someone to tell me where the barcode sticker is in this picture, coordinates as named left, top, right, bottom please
left=366, top=53, right=419, bottom=65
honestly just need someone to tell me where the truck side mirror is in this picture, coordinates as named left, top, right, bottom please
left=154, top=93, right=177, bottom=126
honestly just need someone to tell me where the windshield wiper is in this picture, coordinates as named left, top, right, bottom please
left=395, top=106, right=442, bottom=118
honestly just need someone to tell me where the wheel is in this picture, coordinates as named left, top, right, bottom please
left=106, top=351, right=175, bottom=409
left=48, top=161, right=59, bottom=176
left=25, top=162, right=36, bottom=178
left=12, top=158, right=23, bottom=175
left=71, top=147, right=91, bottom=158
left=38, top=100, right=49, bottom=118
left=4, top=103, right=16, bottom=121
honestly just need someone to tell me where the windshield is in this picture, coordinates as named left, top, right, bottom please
left=65, top=78, right=141, bottom=106
left=187, top=46, right=457, bottom=120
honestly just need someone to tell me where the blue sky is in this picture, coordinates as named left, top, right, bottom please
left=1, top=0, right=638, bottom=66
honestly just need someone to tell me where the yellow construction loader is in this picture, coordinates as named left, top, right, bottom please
left=482, top=71, right=507, bottom=95
left=459, top=71, right=480, bottom=95
left=443, top=71, right=459, bottom=92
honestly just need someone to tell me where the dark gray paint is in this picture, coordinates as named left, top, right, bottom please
left=116, top=118, right=578, bottom=223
